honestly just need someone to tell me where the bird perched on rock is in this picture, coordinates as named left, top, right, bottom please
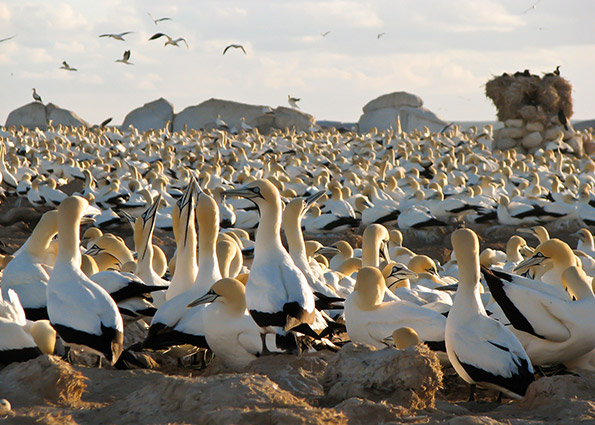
left=288, top=95, right=300, bottom=109
left=32, top=88, right=42, bottom=103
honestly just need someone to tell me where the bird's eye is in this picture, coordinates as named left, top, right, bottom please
left=535, top=252, right=544, bottom=258
left=252, top=187, right=261, bottom=194
left=392, top=266, right=399, bottom=274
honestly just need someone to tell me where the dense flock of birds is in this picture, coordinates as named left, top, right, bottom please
left=0, top=122, right=594, bottom=402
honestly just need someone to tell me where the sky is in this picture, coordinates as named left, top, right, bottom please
left=0, top=0, right=594, bottom=126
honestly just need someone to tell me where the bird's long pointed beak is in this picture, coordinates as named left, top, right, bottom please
left=142, top=195, right=161, bottom=227
left=222, top=185, right=259, bottom=199
left=304, top=190, right=326, bottom=210
left=514, top=253, right=547, bottom=273
left=187, top=290, right=219, bottom=308
left=434, top=283, right=458, bottom=291
left=315, top=246, right=341, bottom=256
left=520, top=245, right=535, bottom=257
left=380, top=240, right=391, bottom=263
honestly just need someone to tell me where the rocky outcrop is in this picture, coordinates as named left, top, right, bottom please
left=358, top=91, right=447, bottom=134
left=121, top=98, right=174, bottom=132
left=5, top=102, right=48, bottom=130
left=173, top=98, right=318, bottom=133
left=322, top=342, right=443, bottom=409
left=5, top=102, right=88, bottom=130
left=46, top=103, right=89, bottom=128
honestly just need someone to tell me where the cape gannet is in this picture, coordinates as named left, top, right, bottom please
left=222, top=44, right=246, bottom=55
left=116, top=50, right=133, bottom=65
left=99, top=31, right=133, bottom=41
left=446, top=228, right=534, bottom=401
left=0, top=289, right=42, bottom=364
left=149, top=33, right=188, bottom=48
left=222, top=179, right=316, bottom=350
left=32, top=88, right=42, bottom=103
left=46, top=196, right=124, bottom=365
left=60, top=61, right=77, bottom=71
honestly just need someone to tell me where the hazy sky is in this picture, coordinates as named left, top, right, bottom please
left=0, top=0, right=593, bottom=125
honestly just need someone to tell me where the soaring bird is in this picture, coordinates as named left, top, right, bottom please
left=148, top=12, right=172, bottom=25
left=321, top=31, right=331, bottom=37
left=149, top=33, right=188, bottom=48
left=116, top=50, right=133, bottom=65
left=377, top=32, right=386, bottom=39
left=288, top=95, right=300, bottom=109
left=222, top=44, right=246, bottom=55
left=32, top=88, right=42, bottom=103
left=0, top=35, right=16, bottom=43
left=60, top=61, right=77, bottom=71
left=99, top=32, right=133, bottom=41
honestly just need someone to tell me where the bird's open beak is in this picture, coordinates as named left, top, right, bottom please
left=187, top=289, right=219, bottom=308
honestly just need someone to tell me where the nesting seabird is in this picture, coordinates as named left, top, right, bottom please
left=446, top=228, right=534, bottom=401
left=46, top=196, right=124, bottom=365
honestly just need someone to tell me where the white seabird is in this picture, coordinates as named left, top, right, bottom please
left=149, top=33, right=188, bottom=48
left=0, top=289, right=42, bottom=364
left=446, top=228, right=534, bottom=401
left=222, top=179, right=316, bottom=351
left=60, top=61, right=77, bottom=71
left=99, top=31, right=133, bottom=41
left=116, top=50, right=133, bottom=65
left=288, top=95, right=300, bottom=109
left=222, top=44, right=246, bottom=55
left=32, top=88, right=42, bottom=103
left=46, top=196, right=124, bottom=365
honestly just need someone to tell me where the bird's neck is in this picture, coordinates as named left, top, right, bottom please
left=255, top=200, right=283, bottom=253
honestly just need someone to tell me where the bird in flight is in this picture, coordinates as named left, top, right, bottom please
left=321, top=31, right=331, bottom=37
left=0, top=35, right=16, bottom=43
left=60, top=61, right=77, bottom=71
left=288, top=95, right=300, bottom=109
left=99, top=32, right=133, bottom=41
left=149, top=33, right=188, bottom=48
left=222, top=44, right=246, bottom=55
left=377, top=32, right=386, bottom=39
left=523, top=0, right=541, bottom=14
left=148, top=12, right=172, bottom=25
left=32, top=88, right=42, bottom=103
left=116, top=50, right=133, bottom=65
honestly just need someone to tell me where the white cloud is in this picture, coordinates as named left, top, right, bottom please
left=0, top=2, right=10, bottom=21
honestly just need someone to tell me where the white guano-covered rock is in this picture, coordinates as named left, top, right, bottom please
left=521, top=131, right=543, bottom=148
left=122, top=98, right=174, bottom=132
left=362, top=91, right=423, bottom=113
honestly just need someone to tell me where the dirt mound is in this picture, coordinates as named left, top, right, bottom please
left=333, top=397, right=408, bottom=425
left=0, top=355, right=86, bottom=408
left=322, top=343, right=443, bottom=409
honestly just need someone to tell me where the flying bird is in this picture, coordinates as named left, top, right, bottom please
left=523, top=0, right=541, bottom=14
left=148, top=33, right=188, bottom=48
left=99, top=32, right=133, bottom=41
left=116, top=50, right=133, bottom=65
left=0, top=35, right=16, bottom=43
left=377, top=32, right=386, bottom=39
left=288, top=95, right=300, bottom=109
left=32, top=88, right=42, bottom=103
left=222, top=44, right=246, bottom=55
left=148, top=12, right=172, bottom=25
left=321, top=31, right=331, bottom=37
left=60, top=61, right=77, bottom=71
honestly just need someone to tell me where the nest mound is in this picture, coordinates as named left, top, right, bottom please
left=485, top=70, right=572, bottom=124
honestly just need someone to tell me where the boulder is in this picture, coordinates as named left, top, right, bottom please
left=357, top=92, right=447, bottom=134
left=46, top=103, right=89, bottom=128
left=362, top=91, right=423, bottom=113
left=173, top=98, right=317, bottom=133
left=5, top=102, right=48, bottom=130
left=122, top=98, right=174, bottom=132
left=322, top=342, right=442, bottom=409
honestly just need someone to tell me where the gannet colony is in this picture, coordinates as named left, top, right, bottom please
left=0, top=109, right=594, bottom=424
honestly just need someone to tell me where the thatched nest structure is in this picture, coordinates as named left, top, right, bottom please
left=485, top=70, right=573, bottom=125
